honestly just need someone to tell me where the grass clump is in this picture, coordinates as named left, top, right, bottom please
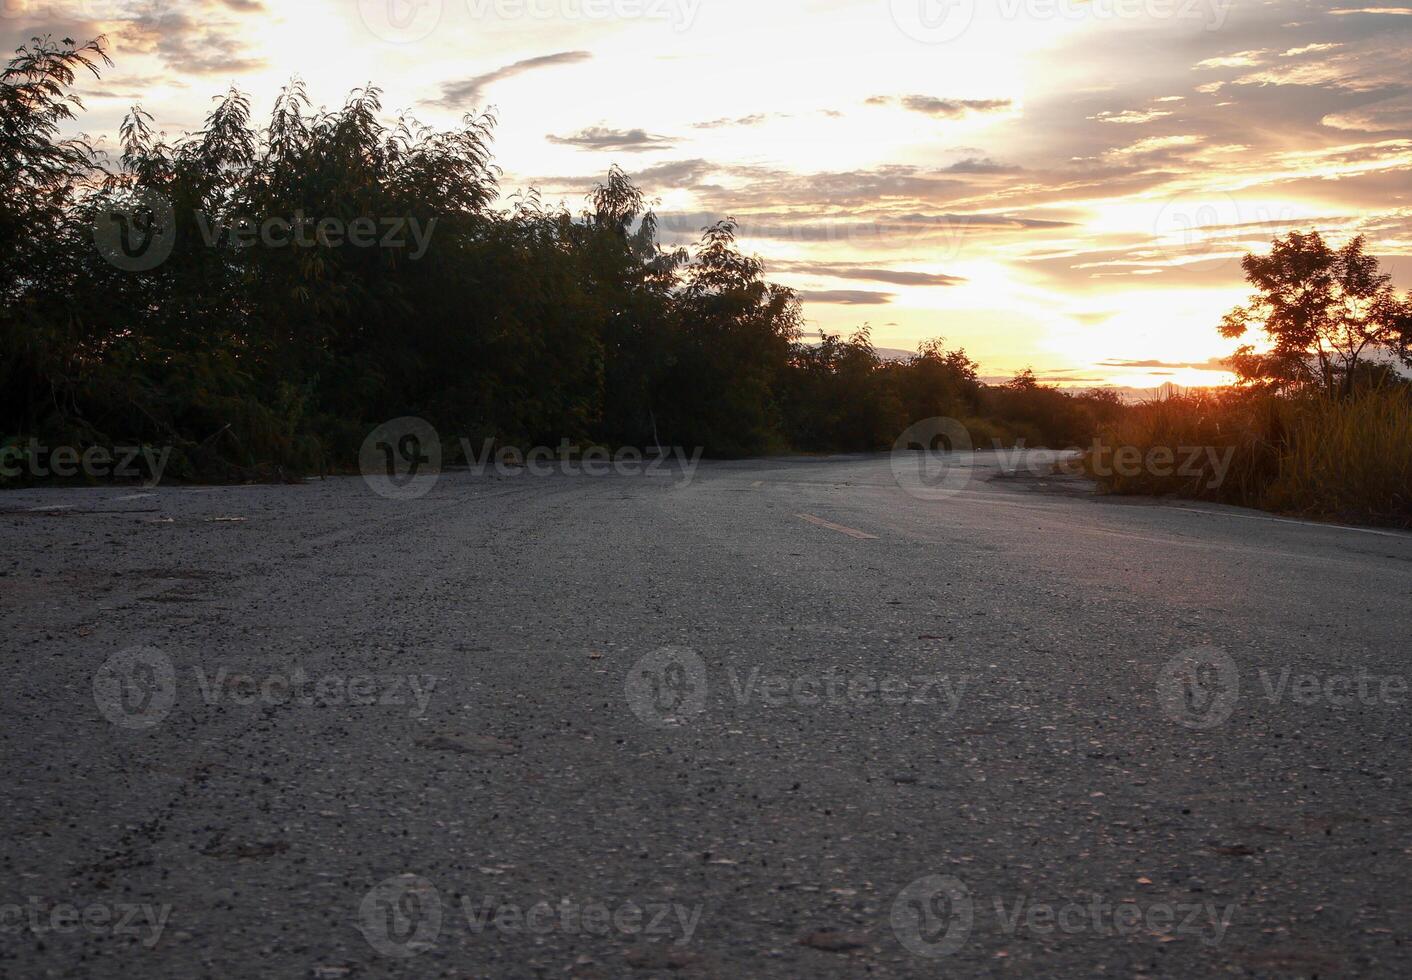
left=1086, top=386, right=1412, bottom=528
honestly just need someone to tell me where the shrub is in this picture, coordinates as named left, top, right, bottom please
left=1085, top=386, right=1412, bottom=527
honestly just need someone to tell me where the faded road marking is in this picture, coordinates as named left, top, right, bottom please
left=796, top=513, right=878, bottom=540
left=1167, top=505, right=1411, bottom=540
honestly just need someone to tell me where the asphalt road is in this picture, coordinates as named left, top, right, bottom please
left=3, top=452, right=1410, bottom=978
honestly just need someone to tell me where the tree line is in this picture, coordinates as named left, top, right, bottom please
left=2, top=36, right=1123, bottom=483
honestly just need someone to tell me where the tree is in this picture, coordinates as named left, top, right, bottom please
left=0, top=35, right=108, bottom=287
left=660, top=220, right=802, bottom=454
left=1007, top=368, right=1040, bottom=391
left=0, top=36, right=109, bottom=433
left=891, top=338, right=980, bottom=425
left=1220, top=232, right=1412, bottom=395
left=2, top=34, right=1130, bottom=479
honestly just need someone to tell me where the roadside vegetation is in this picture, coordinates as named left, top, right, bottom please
left=1086, top=233, right=1412, bottom=528
left=1, top=36, right=1119, bottom=484
left=1087, top=387, right=1412, bottom=526
left=5, top=38, right=1408, bottom=529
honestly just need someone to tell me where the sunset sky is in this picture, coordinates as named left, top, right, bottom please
left=7, top=0, right=1411, bottom=388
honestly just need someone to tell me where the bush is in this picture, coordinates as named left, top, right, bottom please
left=1266, top=388, right=1412, bottom=524
left=1085, top=386, right=1412, bottom=527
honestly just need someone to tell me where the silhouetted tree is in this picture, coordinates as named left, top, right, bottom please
left=2, top=37, right=1126, bottom=482
left=0, top=36, right=109, bottom=434
left=1221, top=232, right=1412, bottom=396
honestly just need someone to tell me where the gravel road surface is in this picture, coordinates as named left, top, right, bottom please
left=3, top=452, right=1410, bottom=977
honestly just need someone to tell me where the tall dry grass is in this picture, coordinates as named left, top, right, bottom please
left=1085, top=386, right=1412, bottom=528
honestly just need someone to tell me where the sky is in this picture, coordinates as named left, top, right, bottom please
left=6, top=0, right=1411, bottom=388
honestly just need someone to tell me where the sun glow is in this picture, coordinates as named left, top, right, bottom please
left=30, top=0, right=1410, bottom=392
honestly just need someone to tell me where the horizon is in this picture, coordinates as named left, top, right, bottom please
left=6, top=0, right=1411, bottom=388
left=5, top=9, right=1412, bottom=975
